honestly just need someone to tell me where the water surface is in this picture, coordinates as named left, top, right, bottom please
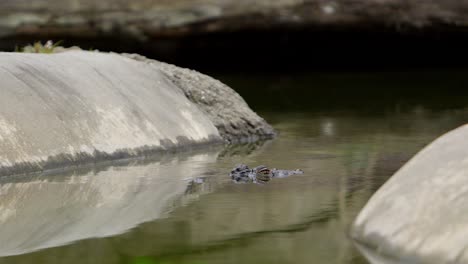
left=1, top=71, right=468, bottom=264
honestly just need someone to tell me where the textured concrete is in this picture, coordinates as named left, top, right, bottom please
left=0, top=50, right=223, bottom=175
left=352, top=124, right=468, bottom=263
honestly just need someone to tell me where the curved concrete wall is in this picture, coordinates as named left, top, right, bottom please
left=351, top=124, right=468, bottom=263
left=0, top=51, right=221, bottom=175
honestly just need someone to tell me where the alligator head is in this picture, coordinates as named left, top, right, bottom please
left=229, top=164, right=303, bottom=184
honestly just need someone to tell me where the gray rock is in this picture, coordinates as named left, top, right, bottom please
left=121, top=53, right=276, bottom=143
left=351, top=124, right=468, bottom=263
left=0, top=50, right=271, bottom=176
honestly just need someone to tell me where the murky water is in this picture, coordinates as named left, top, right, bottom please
left=1, top=71, right=468, bottom=264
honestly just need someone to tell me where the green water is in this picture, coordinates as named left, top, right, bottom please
left=0, top=71, right=468, bottom=264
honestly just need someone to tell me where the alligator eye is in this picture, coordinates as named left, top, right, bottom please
left=258, top=168, right=270, bottom=174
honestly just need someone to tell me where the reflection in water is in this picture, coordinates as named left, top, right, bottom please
left=355, top=243, right=403, bottom=264
left=0, top=107, right=468, bottom=264
left=0, top=147, right=224, bottom=257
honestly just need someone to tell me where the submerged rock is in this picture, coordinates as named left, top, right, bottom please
left=0, top=50, right=273, bottom=176
left=351, top=124, right=468, bottom=263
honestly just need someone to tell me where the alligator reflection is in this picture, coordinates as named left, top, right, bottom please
left=0, top=141, right=277, bottom=258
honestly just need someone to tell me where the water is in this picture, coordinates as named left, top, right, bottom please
left=1, top=71, right=468, bottom=264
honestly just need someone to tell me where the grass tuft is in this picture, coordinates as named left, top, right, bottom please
left=16, top=40, right=63, bottom=54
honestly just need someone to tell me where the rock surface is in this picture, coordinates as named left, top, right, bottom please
left=121, top=53, right=275, bottom=142
left=0, top=0, right=466, bottom=41
left=351, top=124, right=468, bottom=263
left=0, top=50, right=272, bottom=176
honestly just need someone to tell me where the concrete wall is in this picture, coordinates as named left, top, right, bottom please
left=0, top=51, right=222, bottom=175
left=352, top=124, right=468, bottom=263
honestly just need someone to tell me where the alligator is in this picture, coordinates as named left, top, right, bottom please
left=230, top=164, right=303, bottom=184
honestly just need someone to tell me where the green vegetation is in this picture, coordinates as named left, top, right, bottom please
left=15, top=40, right=63, bottom=53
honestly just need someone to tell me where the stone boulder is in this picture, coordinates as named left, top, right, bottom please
left=0, top=50, right=273, bottom=176
left=351, top=124, right=468, bottom=263
left=121, top=53, right=275, bottom=142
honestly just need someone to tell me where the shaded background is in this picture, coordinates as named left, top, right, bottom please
left=2, top=0, right=468, bottom=72
left=2, top=0, right=467, bottom=111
